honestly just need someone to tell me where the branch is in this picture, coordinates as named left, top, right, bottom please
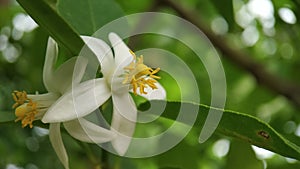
left=159, top=0, right=300, bottom=108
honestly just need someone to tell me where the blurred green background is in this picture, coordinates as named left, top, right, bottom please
left=1, top=0, right=300, bottom=168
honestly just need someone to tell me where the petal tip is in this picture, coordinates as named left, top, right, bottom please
left=41, top=111, right=62, bottom=123
left=108, top=32, right=122, bottom=44
left=41, top=115, right=54, bottom=123
left=112, top=140, right=129, bottom=156
left=108, top=32, right=118, bottom=38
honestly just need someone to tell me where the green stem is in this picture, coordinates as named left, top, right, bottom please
left=76, top=141, right=102, bottom=169
left=101, top=149, right=110, bottom=169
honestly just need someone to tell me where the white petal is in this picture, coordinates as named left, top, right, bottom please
left=108, top=32, right=133, bottom=69
left=136, top=82, right=166, bottom=100
left=64, top=118, right=116, bottom=143
left=42, top=78, right=111, bottom=123
left=53, top=57, right=88, bottom=94
left=49, top=123, right=69, bottom=169
left=43, top=38, right=88, bottom=94
left=28, top=92, right=60, bottom=118
left=112, top=93, right=137, bottom=122
left=81, top=36, right=114, bottom=77
left=28, top=92, right=60, bottom=104
left=110, top=76, right=129, bottom=95
left=111, top=93, right=137, bottom=155
left=43, top=37, right=58, bottom=92
left=69, top=57, right=89, bottom=86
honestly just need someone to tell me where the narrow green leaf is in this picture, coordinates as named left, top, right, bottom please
left=16, top=0, right=84, bottom=56
left=139, top=101, right=300, bottom=160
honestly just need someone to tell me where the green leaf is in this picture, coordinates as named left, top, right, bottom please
left=57, top=0, right=125, bottom=35
left=155, top=140, right=199, bottom=169
left=224, top=141, right=264, bottom=169
left=16, top=0, right=84, bottom=56
left=138, top=100, right=300, bottom=160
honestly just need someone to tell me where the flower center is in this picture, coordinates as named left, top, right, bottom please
left=12, top=91, right=38, bottom=128
left=122, top=50, right=161, bottom=95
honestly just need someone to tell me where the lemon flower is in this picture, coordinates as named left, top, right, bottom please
left=43, top=33, right=166, bottom=156
left=12, top=37, right=116, bottom=169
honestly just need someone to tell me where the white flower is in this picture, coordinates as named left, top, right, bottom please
left=12, top=37, right=116, bottom=169
left=43, top=32, right=166, bottom=155
left=104, top=33, right=166, bottom=155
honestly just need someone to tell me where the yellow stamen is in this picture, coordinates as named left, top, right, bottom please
left=12, top=90, right=28, bottom=109
left=123, top=50, right=161, bottom=95
left=12, top=91, right=37, bottom=128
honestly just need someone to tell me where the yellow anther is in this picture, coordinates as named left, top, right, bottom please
left=12, top=90, right=38, bottom=128
left=12, top=91, right=28, bottom=109
left=123, top=50, right=161, bottom=95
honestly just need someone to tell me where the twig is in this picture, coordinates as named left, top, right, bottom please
left=159, top=0, right=300, bottom=108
